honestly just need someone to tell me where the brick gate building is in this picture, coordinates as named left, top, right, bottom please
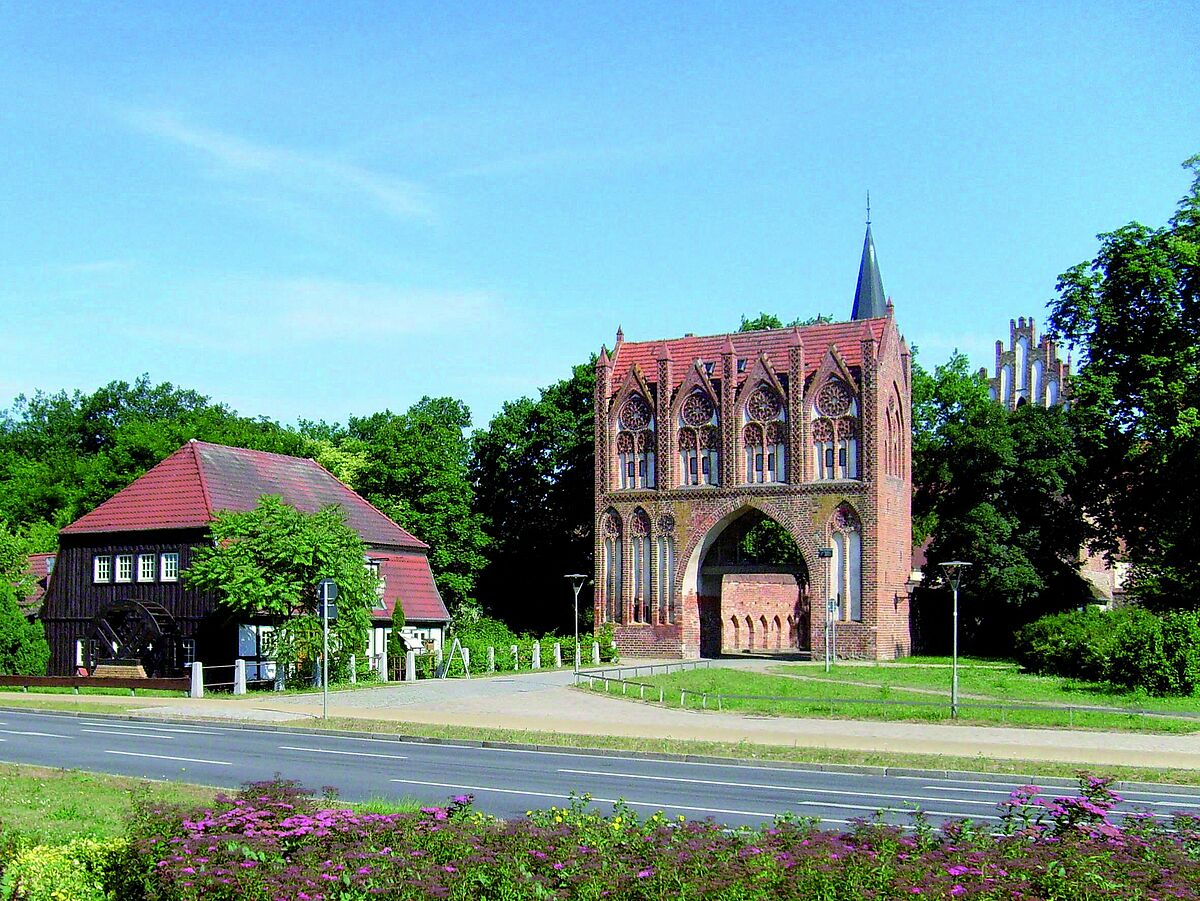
left=594, top=226, right=913, bottom=659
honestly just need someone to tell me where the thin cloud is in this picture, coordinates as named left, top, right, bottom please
left=122, top=109, right=431, bottom=220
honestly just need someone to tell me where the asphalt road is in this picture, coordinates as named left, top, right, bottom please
left=1, top=707, right=1198, bottom=829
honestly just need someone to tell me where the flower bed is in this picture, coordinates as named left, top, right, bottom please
left=105, top=775, right=1200, bottom=900
left=2, top=776, right=1196, bottom=899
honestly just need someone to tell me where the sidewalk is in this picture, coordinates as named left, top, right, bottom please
left=64, top=661, right=1200, bottom=771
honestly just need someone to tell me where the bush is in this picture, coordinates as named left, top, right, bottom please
left=0, top=837, right=125, bottom=901
left=0, top=583, right=49, bottom=676
left=1017, top=605, right=1200, bottom=696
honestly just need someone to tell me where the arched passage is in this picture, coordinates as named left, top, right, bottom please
left=684, top=507, right=811, bottom=657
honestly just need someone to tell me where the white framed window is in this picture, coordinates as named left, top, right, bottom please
left=160, top=552, right=179, bottom=582
left=138, top=554, right=156, bottom=582
left=93, top=555, right=112, bottom=583
left=115, top=554, right=134, bottom=583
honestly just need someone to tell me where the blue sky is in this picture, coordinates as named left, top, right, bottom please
left=2, top=2, right=1196, bottom=428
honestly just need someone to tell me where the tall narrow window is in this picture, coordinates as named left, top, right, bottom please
left=678, top=392, right=719, bottom=486
left=655, top=514, right=676, bottom=624
left=630, top=509, right=651, bottom=623
left=813, top=380, right=858, bottom=480
left=160, top=552, right=180, bottom=582
left=829, top=505, right=862, bottom=622
left=601, top=511, right=623, bottom=623
left=138, top=554, right=156, bottom=583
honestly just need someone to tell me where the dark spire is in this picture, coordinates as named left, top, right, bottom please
left=851, top=223, right=887, bottom=320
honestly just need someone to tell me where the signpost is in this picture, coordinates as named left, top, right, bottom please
left=317, top=579, right=338, bottom=720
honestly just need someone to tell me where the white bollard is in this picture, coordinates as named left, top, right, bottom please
left=274, top=661, right=285, bottom=692
left=511, top=644, right=519, bottom=671
left=487, top=646, right=495, bottom=672
left=435, top=648, right=443, bottom=671
left=532, top=641, right=541, bottom=669
left=593, top=641, right=601, bottom=665
left=405, top=650, right=416, bottom=682
left=575, top=644, right=582, bottom=670
left=233, top=659, right=247, bottom=695
left=461, top=647, right=471, bottom=674
left=349, top=654, right=357, bottom=684
left=553, top=642, right=562, bottom=668
left=190, top=661, right=204, bottom=698
left=379, top=650, right=389, bottom=683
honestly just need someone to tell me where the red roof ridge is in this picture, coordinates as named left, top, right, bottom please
left=187, top=440, right=215, bottom=521
left=307, top=456, right=430, bottom=551
left=613, top=316, right=889, bottom=350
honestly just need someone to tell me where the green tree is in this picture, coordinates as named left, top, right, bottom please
left=349, top=398, right=489, bottom=614
left=471, top=363, right=595, bottom=632
left=182, top=496, right=377, bottom=674
left=738, top=312, right=833, bottom=331
left=1048, top=155, right=1200, bottom=609
left=912, top=355, right=1090, bottom=652
left=0, top=581, right=50, bottom=675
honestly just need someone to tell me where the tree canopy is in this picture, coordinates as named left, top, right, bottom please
left=738, top=312, right=832, bottom=331
left=471, top=363, right=595, bottom=633
left=1048, top=155, right=1200, bottom=609
left=183, top=496, right=377, bottom=671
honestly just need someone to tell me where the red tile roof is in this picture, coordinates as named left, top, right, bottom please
left=373, top=553, right=450, bottom=623
left=19, top=552, right=55, bottom=616
left=61, top=441, right=427, bottom=551
left=608, top=318, right=889, bottom=388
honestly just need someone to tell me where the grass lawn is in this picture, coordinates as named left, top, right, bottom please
left=580, top=662, right=1200, bottom=733
left=0, top=763, right=423, bottom=845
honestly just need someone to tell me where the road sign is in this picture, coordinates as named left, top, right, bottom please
left=319, top=600, right=338, bottom=621
left=318, top=579, right=338, bottom=602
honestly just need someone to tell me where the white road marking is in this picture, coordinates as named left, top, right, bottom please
left=0, top=729, right=66, bottom=738
left=557, top=768, right=999, bottom=810
left=78, top=721, right=210, bottom=734
left=920, top=784, right=1200, bottom=807
left=81, top=728, right=173, bottom=741
left=104, top=750, right=231, bottom=766
left=279, top=746, right=408, bottom=761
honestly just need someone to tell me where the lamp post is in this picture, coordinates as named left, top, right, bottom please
left=564, top=574, right=589, bottom=672
left=939, top=561, right=971, bottom=718
left=817, top=547, right=834, bottom=672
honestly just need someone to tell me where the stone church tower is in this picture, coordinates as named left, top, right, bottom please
left=980, top=316, right=1070, bottom=409
left=594, top=228, right=913, bottom=659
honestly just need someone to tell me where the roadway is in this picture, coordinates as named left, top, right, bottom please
left=1, top=707, right=1198, bottom=828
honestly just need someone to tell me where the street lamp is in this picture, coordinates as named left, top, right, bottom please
left=939, top=561, right=972, bottom=718
left=564, top=574, right=589, bottom=672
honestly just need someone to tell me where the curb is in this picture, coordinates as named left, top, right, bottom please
left=1, top=703, right=1196, bottom=798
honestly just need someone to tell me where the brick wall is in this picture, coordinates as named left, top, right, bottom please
left=718, top=573, right=802, bottom=652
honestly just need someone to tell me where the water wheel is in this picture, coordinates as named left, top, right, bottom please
left=85, top=599, right=182, bottom=677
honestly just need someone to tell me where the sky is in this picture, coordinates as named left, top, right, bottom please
left=2, top=2, right=1197, bottom=429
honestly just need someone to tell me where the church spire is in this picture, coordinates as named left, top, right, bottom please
left=851, top=218, right=887, bottom=321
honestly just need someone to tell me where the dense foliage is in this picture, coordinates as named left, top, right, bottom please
left=1016, top=606, right=1200, bottom=696
left=911, top=353, right=1091, bottom=653
left=471, top=364, right=595, bottom=633
left=1049, top=156, right=1200, bottom=610
left=9, top=775, right=1189, bottom=900
left=182, top=497, right=377, bottom=677
left=0, top=582, right=49, bottom=676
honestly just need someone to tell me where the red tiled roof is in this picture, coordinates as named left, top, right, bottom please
left=61, top=441, right=427, bottom=550
left=609, top=318, right=888, bottom=388
left=373, top=553, right=450, bottom=623
left=19, top=552, right=55, bottom=616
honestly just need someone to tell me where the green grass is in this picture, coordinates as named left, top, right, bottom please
left=0, top=686, right=185, bottom=697
left=581, top=665, right=1200, bottom=733
left=0, top=764, right=424, bottom=844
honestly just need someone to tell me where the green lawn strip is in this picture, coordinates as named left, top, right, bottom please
left=0, top=763, right=424, bottom=845
left=770, top=661, right=1200, bottom=713
left=0, top=686, right=185, bottom=698
left=588, top=668, right=1200, bottom=733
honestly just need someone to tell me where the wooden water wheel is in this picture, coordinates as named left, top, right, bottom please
left=85, top=599, right=182, bottom=677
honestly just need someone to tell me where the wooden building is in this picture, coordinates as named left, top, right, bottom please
left=39, top=440, right=448, bottom=677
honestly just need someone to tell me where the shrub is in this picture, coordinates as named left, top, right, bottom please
left=1013, top=607, right=1113, bottom=681
left=0, top=583, right=49, bottom=676
left=0, top=837, right=125, bottom=901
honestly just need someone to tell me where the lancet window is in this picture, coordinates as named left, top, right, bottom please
left=678, top=391, right=719, bottom=486
left=655, top=514, right=676, bottom=624
left=616, top=395, right=655, bottom=489
left=829, top=504, right=862, bottom=622
left=743, top=385, right=786, bottom=484
left=812, top=379, right=858, bottom=480
left=630, top=509, right=652, bottom=624
left=600, top=511, right=623, bottom=623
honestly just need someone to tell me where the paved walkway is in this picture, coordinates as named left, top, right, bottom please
left=18, top=660, right=1200, bottom=770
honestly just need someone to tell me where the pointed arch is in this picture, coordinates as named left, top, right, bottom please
left=829, top=502, right=862, bottom=622
left=655, top=513, right=677, bottom=624
left=611, top=366, right=657, bottom=490
left=675, top=362, right=721, bottom=486
left=630, top=508, right=652, bottom=623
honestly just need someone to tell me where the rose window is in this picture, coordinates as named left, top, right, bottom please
left=817, top=382, right=853, bottom=418
left=747, top=387, right=783, bottom=422
left=620, top=395, right=652, bottom=430
left=681, top=392, right=715, bottom=427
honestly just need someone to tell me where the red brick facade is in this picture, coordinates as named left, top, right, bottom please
left=594, top=313, right=913, bottom=660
